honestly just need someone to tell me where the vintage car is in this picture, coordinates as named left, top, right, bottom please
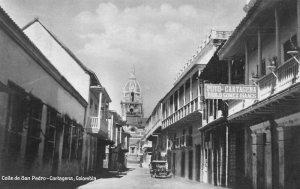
left=149, top=160, right=171, bottom=178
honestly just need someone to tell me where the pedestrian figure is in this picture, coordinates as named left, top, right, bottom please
left=139, top=155, right=143, bottom=168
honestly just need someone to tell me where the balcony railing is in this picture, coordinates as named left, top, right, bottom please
left=258, top=56, right=299, bottom=100
left=162, top=96, right=200, bottom=129
left=87, top=111, right=109, bottom=136
left=228, top=57, right=299, bottom=116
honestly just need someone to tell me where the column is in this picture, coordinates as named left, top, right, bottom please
left=264, top=129, right=272, bottom=189
left=298, top=0, right=300, bottom=46
left=245, top=40, right=249, bottom=84
left=189, top=77, right=192, bottom=113
left=120, top=127, right=122, bottom=144
left=197, top=69, right=201, bottom=110
left=115, top=127, right=118, bottom=144
left=211, top=133, right=214, bottom=185
left=258, top=27, right=262, bottom=77
left=168, top=99, right=170, bottom=119
left=297, top=0, right=300, bottom=82
left=177, top=90, right=180, bottom=119
left=183, top=83, right=186, bottom=105
left=251, top=132, right=258, bottom=189
left=225, top=125, right=229, bottom=187
left=228, top=60, right=232, bottom=84
left=201, top=80, right=206, bottom=126
left=183, top=83, right=186, bottom=117
left=252, top=132, right=265, bottom=189
left=97, top=90, right=103, bottom=129
left=172, top=94, right=175, bottom=114
left=275, top=8, right=281, bottom=65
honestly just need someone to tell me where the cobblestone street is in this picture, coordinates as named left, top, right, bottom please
left=77, top=163, right=225, bottom=189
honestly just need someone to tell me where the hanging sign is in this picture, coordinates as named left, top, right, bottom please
left=204, top=84, right=258, bottom=100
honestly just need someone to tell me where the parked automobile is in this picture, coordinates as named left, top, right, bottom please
left=149, top=160, right=171, bottom=178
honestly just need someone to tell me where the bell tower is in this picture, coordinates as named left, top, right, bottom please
left=120, top=67, right=145, bottom=157
left=121, top=67, right=143, bottom=121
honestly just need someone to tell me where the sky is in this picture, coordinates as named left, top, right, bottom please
left=0, top=0, right=246, bottom=117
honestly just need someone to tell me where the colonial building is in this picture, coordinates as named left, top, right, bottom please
left=145, top=30, right=231, bottom=182
left=0, top=9, right=86, bottom=177
left=106, top=111, right=129, bottom=171
left=0, top=6, right=113, bottom=180
left=121, top=69, right=146, bottom=161
left=23, top=18, right=113, bottom=176
left=146, top=1, right=300, bottom=188
left=217, top=0, right=300, bottom=188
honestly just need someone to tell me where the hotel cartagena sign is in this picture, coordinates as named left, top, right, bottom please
left=204, top=84, right=258, bottom=100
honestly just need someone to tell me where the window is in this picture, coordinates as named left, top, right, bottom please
left=62, top=116, right=72, bottom=160
left=43, top=107, right=57, bottom=164
left=70, top=124, right=78, bottom=160
left=7, top=82, right=28, bottom=161
left=95, top=104, right=98, bottom=113
left=77, top=129, right=83, bottom=160
left=62, top=117, right=83, bottom=161
left=131, top=92, right=134, bottom=102
left=232, top=59, right=245, bottom=84
left=90, top=98, right=93, bottom=108
left=25, top=97, right=43, bottom=168
left=130, top=147, right=135, bottom=154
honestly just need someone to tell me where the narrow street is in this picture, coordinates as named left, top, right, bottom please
left=77, top=163, right=225, bottom=189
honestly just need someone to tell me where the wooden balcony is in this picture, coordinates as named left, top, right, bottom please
left=162, top=96, right=201, bottom=129
left=228, top=56, right=300, bottom=117
left=87, top=112, right=109, bottom=138
left=258, top=56, right=299, bottom=100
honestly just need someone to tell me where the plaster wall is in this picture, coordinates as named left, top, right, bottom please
left=24, top=22, right=90, bottom=102
left=0, top=27, right=86, bottom=124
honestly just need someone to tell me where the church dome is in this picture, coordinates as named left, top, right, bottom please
left=123, top=72, right=141, bottom=94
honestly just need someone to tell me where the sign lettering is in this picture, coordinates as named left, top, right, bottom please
left=204, top=84, right=258, bottom=100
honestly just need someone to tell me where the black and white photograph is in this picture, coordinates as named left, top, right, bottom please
left=0, top=0, right=300, bottom=188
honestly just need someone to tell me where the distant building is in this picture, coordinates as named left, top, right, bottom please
left=121, top=69, right=146, bottom=160
left=106, top=111, right=130, bottom=171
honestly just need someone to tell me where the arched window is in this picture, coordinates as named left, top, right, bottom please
left=131, top=92, right=134, bottom=101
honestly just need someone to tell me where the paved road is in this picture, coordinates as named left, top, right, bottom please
left=77, top=163, right=225, bottom=189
